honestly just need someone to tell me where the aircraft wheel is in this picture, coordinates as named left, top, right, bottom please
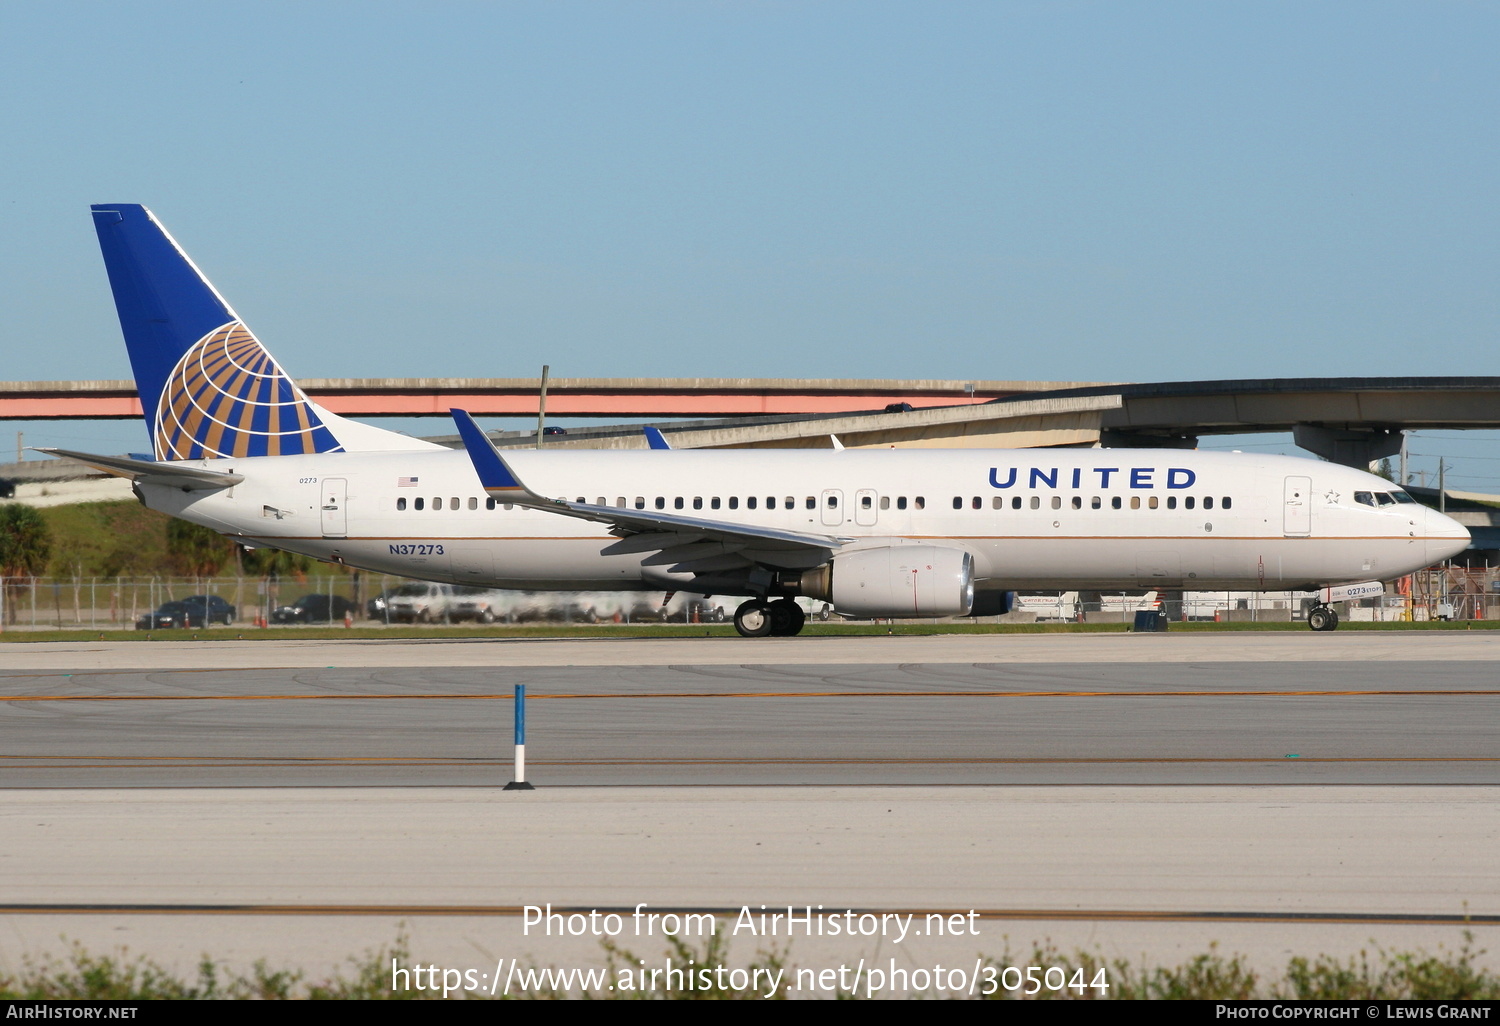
left=768, top=599, right=805, bottom=636
left=1308, top=605, right=1339, bottom=632
left=733, top=600, right=773, bottom=638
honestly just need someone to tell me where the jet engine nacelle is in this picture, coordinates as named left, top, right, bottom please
left=799, top=546, right=974, bottom=617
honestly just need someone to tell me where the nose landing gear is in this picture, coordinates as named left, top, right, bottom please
left=1307, top=604, right=1339, bottom=632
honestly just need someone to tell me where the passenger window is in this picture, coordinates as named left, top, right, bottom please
left=487, top=498, right=497, bottom=510
left=805, top=497, right=814, bottom=510
left=827, top=496, right=838, bottom=508
left=880, top=496, right=890, bottom=510
left=503, top=503, right=514, bottom=511
left=414, top=497, right=425, bottom=511
left=972, top=497, right=982, bottom=509
left=727, top=497, right=737, bottom=510
left=454, top=497, right=461, bottom=508
left=397, top=497, right=407, bottom=511
left=1222, top=496, right=1232, bottom=509
left=1130, top=497, right=1140, bottom=510
left=914, top=497, right=925, bottom=509
left=953, top=496, right=963, bottom=510
left=1012, top=496, right=1022, bottom=510
left=1070, top=496, right=1081, bottom=510
left=1030, top=496, right=1040, bottom=509
left=693, top=497, right=703, bottom=510
left=1111, top=496, right=1121, bottom=510
left=767, top=497, right=777, bottom=509
left=862, top=495, right=873, bottom=509
left=675, top=497, right=684, bottom=509
left=634, top=496, right=645, bottom=509
left=1204, top=496, right=1214, bottom=510
left=655, top=497, right=665, bottom=509
left=711, top=497, right=721, bottom=509
left=748, top=497, right=758, bottom=510
left=1183, top=496, right=1193, bottom=509
left=1051, top=496, right=1062, bottom=510
left=469, top=497, right=478, bottom=510
left=992, top=497, right=1003, bottom=509
left=1148, top=496, right=1159, bottom=509
left=897, top=496, right=907, bottom=510
left=1091, top=496, right=1101, bottom=510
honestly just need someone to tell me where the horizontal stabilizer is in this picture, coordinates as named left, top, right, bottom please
left=37, top=448, right=243, bottom=490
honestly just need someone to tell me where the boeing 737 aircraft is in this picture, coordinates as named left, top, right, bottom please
left=46, top=205, right=1470, bottom=636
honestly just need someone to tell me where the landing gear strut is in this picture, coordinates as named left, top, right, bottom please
left=733, top=598, right=807, bottom=638
left=1307, top=604, right=1339, bottom=632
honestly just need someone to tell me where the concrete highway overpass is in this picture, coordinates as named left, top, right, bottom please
left=5, top=375, right=1500, bottom=463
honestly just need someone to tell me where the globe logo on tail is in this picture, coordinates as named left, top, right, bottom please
left=154, top=322, right=343, bottom=460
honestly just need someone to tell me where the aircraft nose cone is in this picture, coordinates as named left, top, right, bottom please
left=1423, top=507, right=1471, bottom=564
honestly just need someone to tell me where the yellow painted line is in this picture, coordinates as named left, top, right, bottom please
left=3, top=689, right=1499, bottom=701
left=4, top=756, right=1497, bottom=766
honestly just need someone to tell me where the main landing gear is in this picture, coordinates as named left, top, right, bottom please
left=733, top=598, right=807, bottom=638
left=1307, top=604, right=1340, bottom=632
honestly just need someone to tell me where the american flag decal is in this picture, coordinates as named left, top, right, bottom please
left=398, top=476, right=419, bottom=487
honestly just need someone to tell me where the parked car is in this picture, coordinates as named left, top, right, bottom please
left=382, top=582, right=455, bottom=623
left=135, top=601, right=200, bottom=630
left=270, top=594, right=359, bottom=624
left=182, top=594, right=236, bottom=625
left=446, top=587, right=506, bottom=623
left=135, top=595, right=235, bottom=630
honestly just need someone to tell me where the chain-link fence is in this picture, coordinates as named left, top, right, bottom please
left=1016, top=564, right=1491, bottom=625
left=0, top=574, right=384, bottom=630
left=0, top=563, right=1490, bottom=629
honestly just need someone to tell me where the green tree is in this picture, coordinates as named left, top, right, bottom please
left=165, top=519, right=234, bottom=579
left=0, top=504, right=52, bottom=624
left=239, top=545, right=315, bottom=580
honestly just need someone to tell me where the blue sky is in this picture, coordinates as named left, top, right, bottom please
left=2, top=1, right=1498, bottom=483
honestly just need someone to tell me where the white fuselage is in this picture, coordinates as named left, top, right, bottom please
left=142, top=446, right=1470, bottom=597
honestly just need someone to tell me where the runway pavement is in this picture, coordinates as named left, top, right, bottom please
left=1, top=637, right=1497, bottom=785
left=2, top=633, right=1497, bottom=988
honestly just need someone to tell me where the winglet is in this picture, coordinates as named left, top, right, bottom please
left=643, top=426, right=671, bottom=450
left=450, top=409, right=541, bottom=499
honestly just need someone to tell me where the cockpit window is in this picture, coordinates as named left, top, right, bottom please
left=1376, top=492, right=1397, bottom=506
left=1390, top=490, right=1417, bottom=503
left=1354, top=491, right=1376, bottom=507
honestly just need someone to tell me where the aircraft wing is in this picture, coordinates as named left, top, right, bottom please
left=451, top=410, right=844, bottom=571
left=37, top=448, right=244, bottom=490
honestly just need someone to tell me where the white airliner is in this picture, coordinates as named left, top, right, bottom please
left=46, top=205, right=1470, bottom=636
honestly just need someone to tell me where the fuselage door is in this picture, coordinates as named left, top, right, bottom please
left=1283, top=476, right=1312, bottom=537
left=821, top=489, right=844, bottom=527
left=321, top=478, right=348, bottom=539
left=855, top=489, right=878, bottom=527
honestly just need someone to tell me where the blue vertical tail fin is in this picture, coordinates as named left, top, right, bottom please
left=90, top=204, right=440, bottom=459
